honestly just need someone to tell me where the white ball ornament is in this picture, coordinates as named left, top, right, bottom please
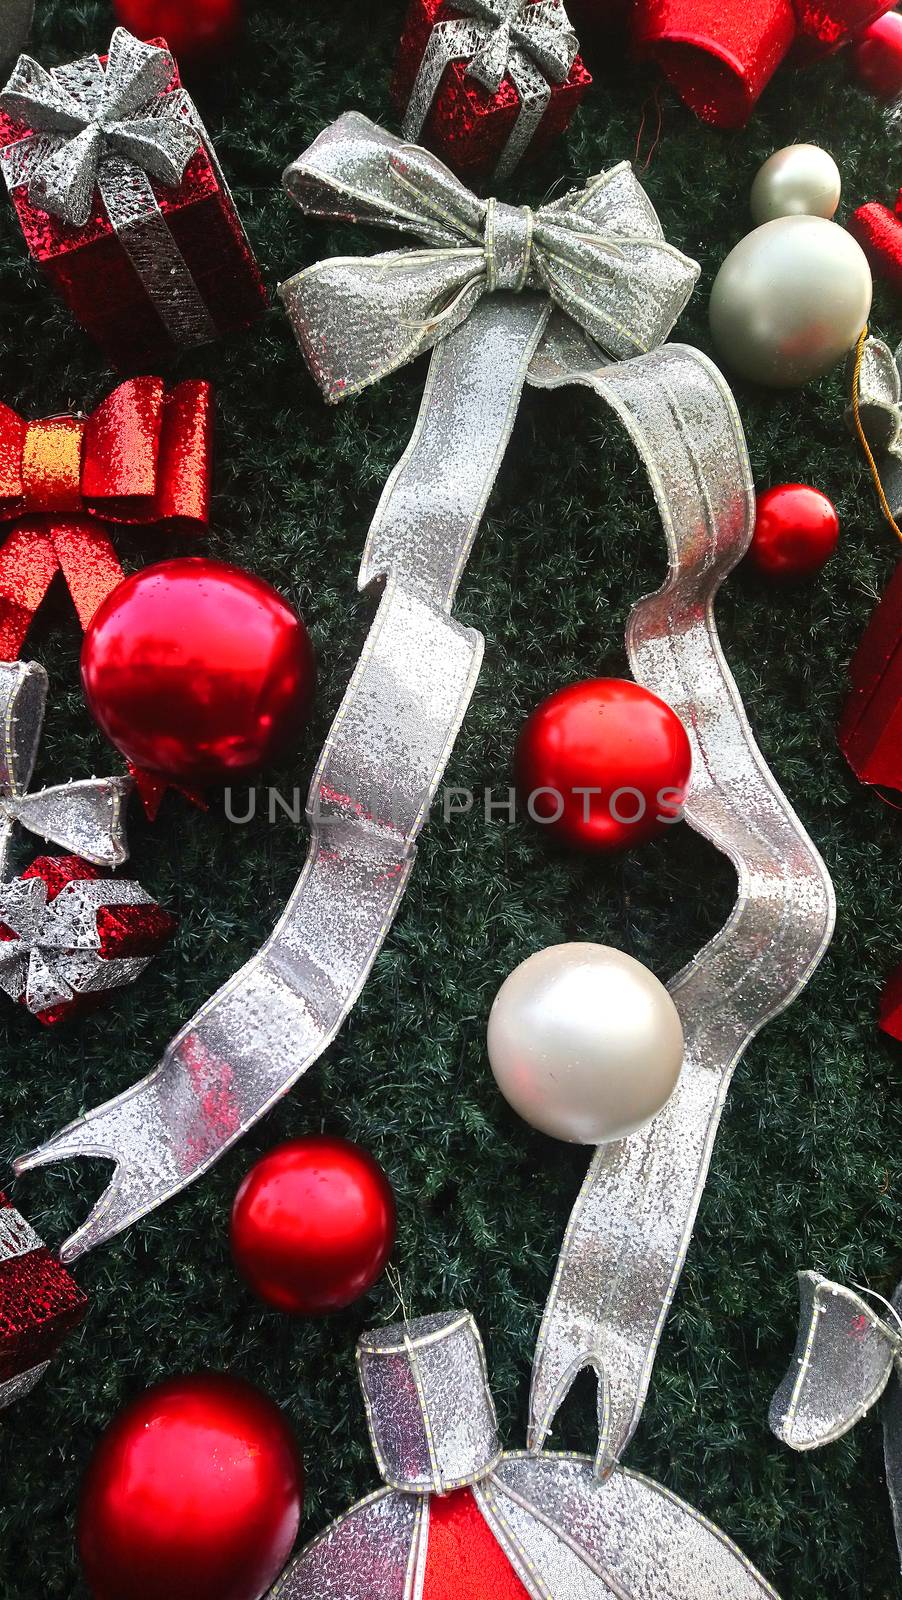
left=750, top=144, right=841, bottom=226
left=709, top=216, right=872, bottom=389
left=486, top=942, right=684, bottom=1144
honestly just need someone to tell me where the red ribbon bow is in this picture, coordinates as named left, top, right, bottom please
left=0, top=377, right=212, bottom=660
left=632, top=0, right=896, bottom=127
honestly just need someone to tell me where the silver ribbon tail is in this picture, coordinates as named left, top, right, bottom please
left=16, top=295, right=551, bottom=1263
left=847, top=332, right=902, bottom=522
left=526, top=337, right=836, bottom=1476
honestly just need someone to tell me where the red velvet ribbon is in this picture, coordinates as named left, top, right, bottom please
left=632, top=0, right=897, bottom=127
left=0, top=377, right=213, bottom=660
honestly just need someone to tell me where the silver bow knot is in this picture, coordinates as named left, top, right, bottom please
left=279, top=112, right=700, bottom=402
left=848, top=332, right=902, bottom=522
left=0, top=27, right=200, bottom=227
left=403, top=0, right=579, bottom=181
left=0, top=661, right=131, bottom=880
left=0, top=872, right=157, bottom=1014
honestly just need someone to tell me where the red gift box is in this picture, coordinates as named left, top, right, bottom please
left=0, top=29, right=267, bottom=370
left=393, top=0, right=592, bottom=183
left=0, top=854, right=177, bottom=1026
left=838, top=560, right=902, bottom=792
left=0, top=1193, right=87, bottom=1394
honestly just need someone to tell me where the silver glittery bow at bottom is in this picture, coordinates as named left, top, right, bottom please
left=0, top=660, right=131, bottom=880
left=847, top=333, right=902, bottom=520
left=770, top=1274, right=902, bottom=1566
left=272, top=1308, right=780, bottom=1600
left=0, top=0, right=32, bottom=75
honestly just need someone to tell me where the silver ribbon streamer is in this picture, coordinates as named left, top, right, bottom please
left=0, top=29, right=218, bottom=348
left=770, top=1273, right=902, bottom=1566
left=847, top=332, right=902, bottom=521
left=0, top=872, right=159, bottom=1014
left=279, top=112, right=701, bottom=400
left=0, top=660, right=131, bottom=880
left=273, top=1308, right=780, bottom=1600
left=526, top=344, right=836, bottom=1476
left=0, top=0, right=32, bottom=77
left=402, top=0, right=580, bottom=183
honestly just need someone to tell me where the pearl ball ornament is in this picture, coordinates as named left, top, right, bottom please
left=487, top=943, right=684, bottom=1144
left=750, top=145, right=841, bottom=226
left=709, top=216, right=872, bottom=388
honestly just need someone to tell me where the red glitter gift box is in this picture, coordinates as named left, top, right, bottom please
left=0, top=1193, right=87, bottom=1396
left=838, top=561, right=902, bottom=793
left=393, top=0, right=592, bottom=183
left=0, top=854, right=177, bottom=1026
left=0, top=28, right=267, bottom=370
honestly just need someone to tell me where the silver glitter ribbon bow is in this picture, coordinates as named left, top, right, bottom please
left=14, top=112, right=832, bottom=1338
left=0, top=29, right=219, bottom=348
left=0, top=660, right=131, bottom=881
left=770, top=1273, right=902, bottom=1565
left=279, top=112, right=701, bottom=401
left=0, top=872, right=158, bottom=1014
left=0, top=0, right=32, bottom=77
left=848, top=332, right=902, bottom=521
left=402, top=0, right=580, bottom=182
left=273, top=1308, right=781, bottom=1599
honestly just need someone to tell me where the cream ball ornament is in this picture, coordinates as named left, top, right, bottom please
left=486, top=942, right=684, bottom=1144
left=750, top=144, right=841, bottom=226
left=709, top=216, right=872, bottom=389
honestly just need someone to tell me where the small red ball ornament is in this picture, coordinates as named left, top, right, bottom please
left=81, top=558, right=315, bottom=787
left=749, top=483, right=840, bottom=580
left=852, top=11, right=902, bottom=100
left=112, top=0, right=242, bottom=60
left=515, top=678, right=692, bottom=851
left=231, top=1136, right=397, bottom=1315
left=77, top=1373, right=303, bottom=1600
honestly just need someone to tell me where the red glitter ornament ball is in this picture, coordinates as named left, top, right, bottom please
left=81, top=558, right=315, bottom=787
left=77, top=1373, right=303, bottom=1600
left=231, top=1136, right=397, bottom=1315
left=749, top=484, right=840, bottom=580
left=112, top=0, right=242, bottom=60
left=515, top=678, right=692, bottom=852
left=852, top=11, right=902, bottom=100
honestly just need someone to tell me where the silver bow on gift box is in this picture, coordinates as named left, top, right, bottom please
left=0, top=0, right=32, bottom=77
left=402, top=0, right=580, bottom=182
left=273, top=1308, right=780, bottom=1599
left=0, top=870, right=161, bottom=1015
left=0, top=659, right=131, bottom=881
left=0, top=28, right=221, bottom=348
left=848, top=333, right=902, bottom=522
left=279, top=112, right=701, bottom=401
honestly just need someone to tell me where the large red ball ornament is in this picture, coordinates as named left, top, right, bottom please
left=515, top=678, right=692, bottom=851
left=113, top=0, right=242, bottom=60
left=77, top=1373, right=303, bottom=1600
left=749, top=483, right=840, bottom=579
left=852, top=11, right=902, bottom=100
left=231, top=1136, right=397, bottom=1315
left=81, top=559, right=315, bottom=786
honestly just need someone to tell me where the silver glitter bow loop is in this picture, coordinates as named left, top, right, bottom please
left=848, top=333, right=902, bottom=521
left=0, top=660, right=131, bottom=879
left=279, top=112, right=700, bottom=401
left=0, top=874, right=156, bottom=1014
left=402, top=0, right=579, bottom=181
left=0, top=28, right=200, bottom=227
left=770, top=1273, right=902, bottom=1452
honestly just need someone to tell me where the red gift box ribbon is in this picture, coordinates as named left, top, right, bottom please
left=0, top=376, right=212, bottom=660
left=632, top=0, right=897, bottom=127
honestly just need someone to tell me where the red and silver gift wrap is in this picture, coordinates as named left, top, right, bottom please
left=0, top=376, right=212, bottom=659
left=393, top=0, right=591, bottom=181
left=0, top=1192, right=87, bottom=1407
left=632, top=0, right=898, bottom=128
left=0, top=853, right=177, bottom=1025
left=838, top=560, right=902, bottom=793
left=0, top=29, right=267, bottom=369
